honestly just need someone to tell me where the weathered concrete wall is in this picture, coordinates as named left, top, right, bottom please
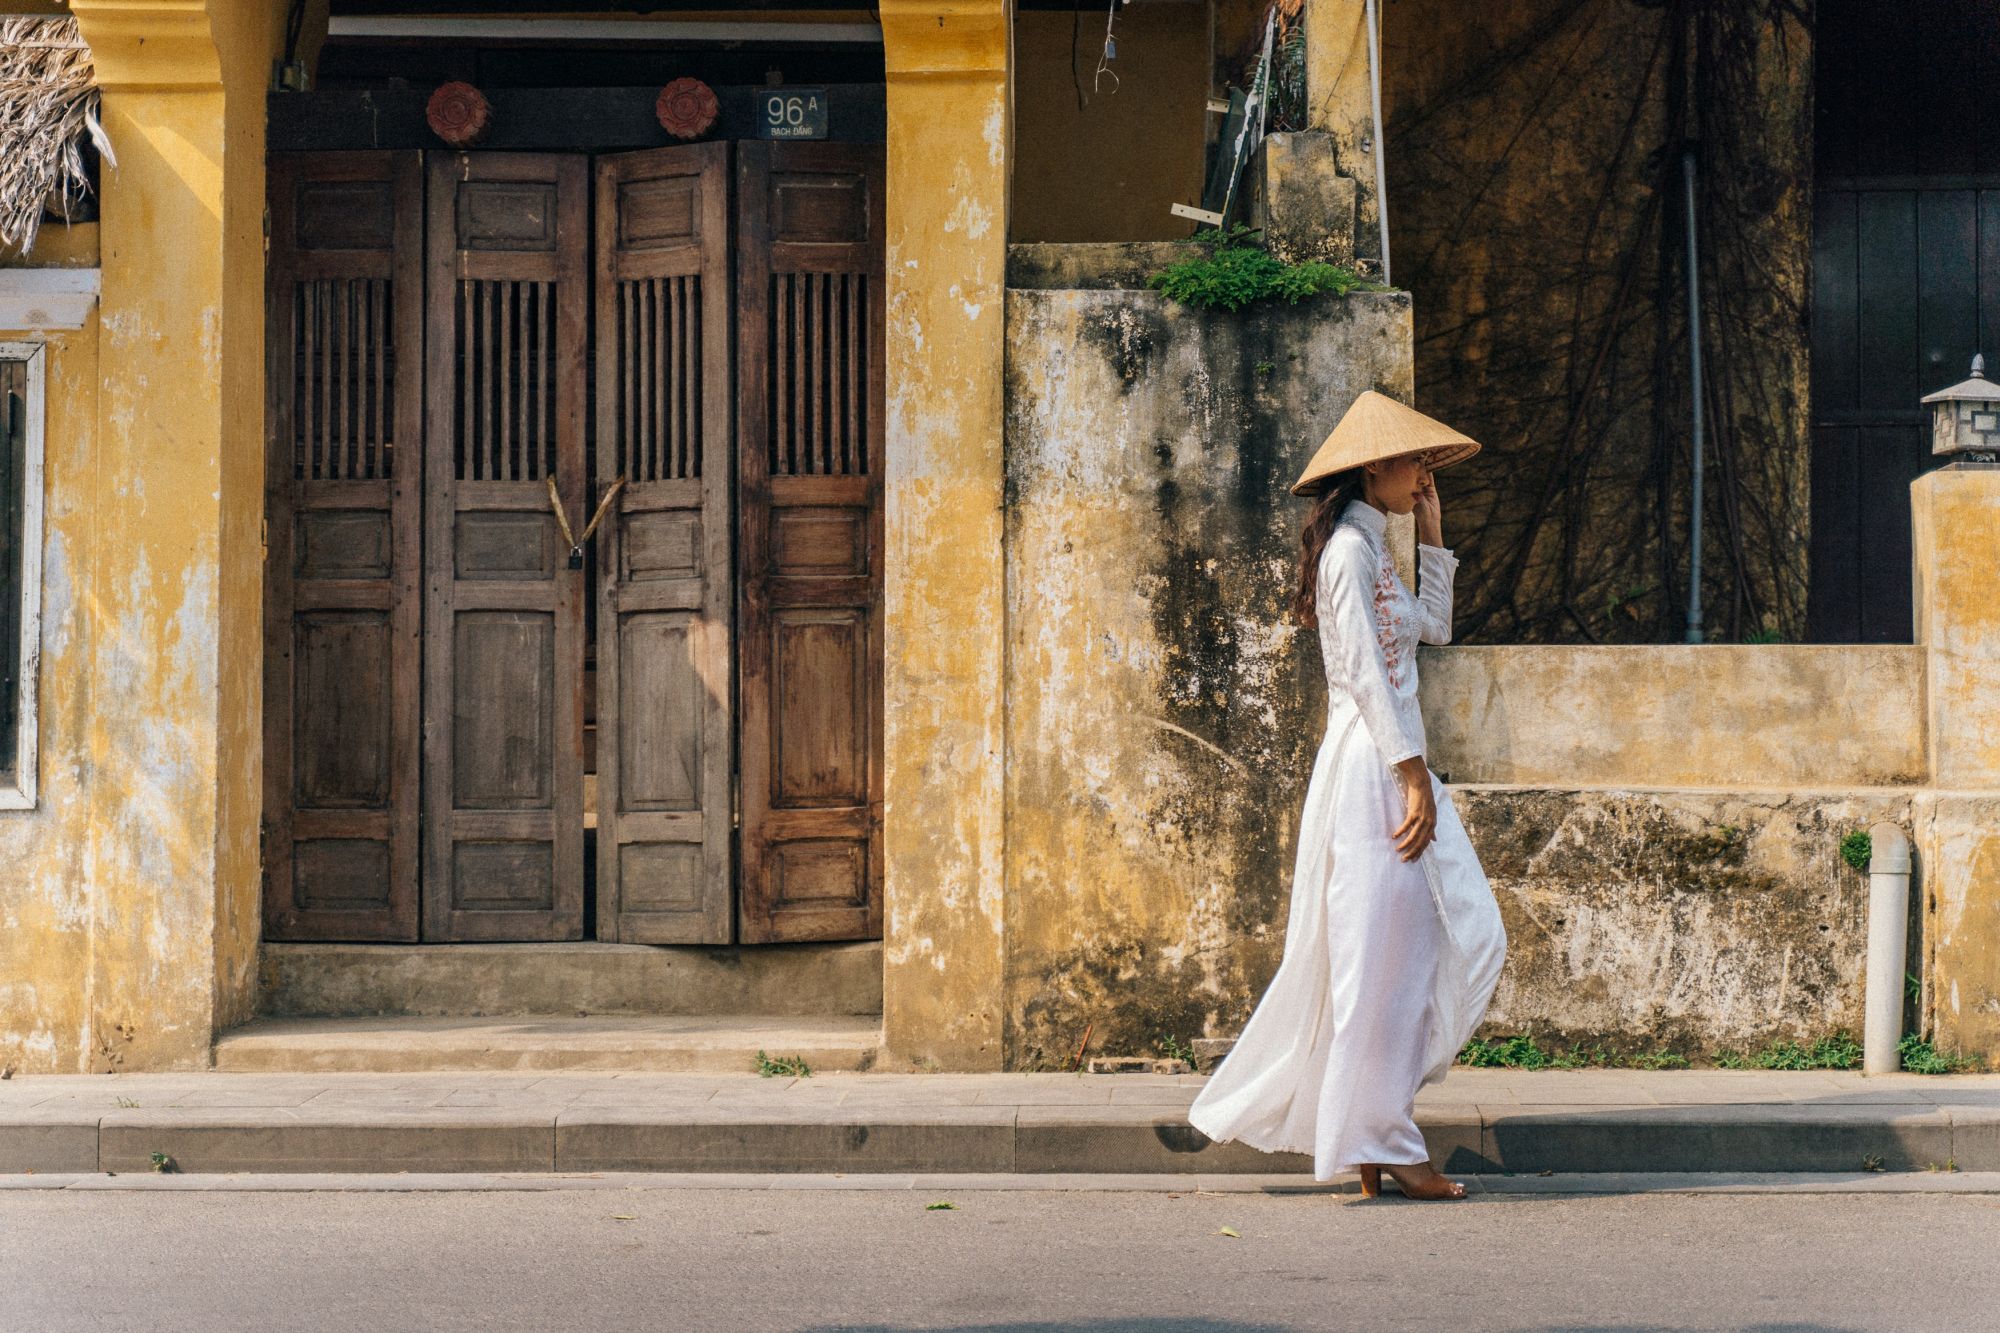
left=1422, top=645, right=1928, bottom=789
left=1463, top=787, right=1908, bottom=1053
left=1002, top=279, right=1414, bottom=1066
left=1000, top=269, right=1937, bottom=1065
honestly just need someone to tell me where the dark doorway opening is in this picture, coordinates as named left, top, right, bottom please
left=1809, top=0, right=2000, bottom=642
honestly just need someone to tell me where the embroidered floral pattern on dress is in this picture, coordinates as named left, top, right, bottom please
left=1371, top=551, right=1412, bottom=691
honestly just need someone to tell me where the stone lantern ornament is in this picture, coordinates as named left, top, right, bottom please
left=1921, top=354, right=2000, bottom=465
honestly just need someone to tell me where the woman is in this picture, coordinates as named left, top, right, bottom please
left=1188, top=390, right=1507, bottom=1201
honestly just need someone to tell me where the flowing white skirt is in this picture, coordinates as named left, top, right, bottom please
left=1187, top=715, right=1507, bottom=1180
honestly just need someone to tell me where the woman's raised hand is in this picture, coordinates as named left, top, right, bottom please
left=1413, top=472, right=1443, bottom=549
left=1392, top=756, right=1436, bottom=861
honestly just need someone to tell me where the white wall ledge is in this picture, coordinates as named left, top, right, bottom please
left=0, top=268, right=101, bottom=332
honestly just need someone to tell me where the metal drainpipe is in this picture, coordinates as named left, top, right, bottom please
left=1682, top=146, right=1705, bottom=644
left=1364, top=0, right=1391, bottom=286
left=1863, top=823, right=1913, bottom=1075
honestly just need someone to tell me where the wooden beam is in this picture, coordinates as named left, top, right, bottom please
left=333, top=0, right=870, bottom=12
left=328, top=16, right=884, bottom=43
left=268, top=84, right=886, bottom=152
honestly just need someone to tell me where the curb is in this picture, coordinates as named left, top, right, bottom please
left=4, top=1105, right=1994, bottom=1176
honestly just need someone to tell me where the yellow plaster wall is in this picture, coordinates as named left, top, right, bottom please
left=878, top=0, right=1011, bottom=1070
left=211, top=0, right=286, bottom=1036
left=0, top=312, right=97, bottom=1074
left=1916, top=791, right=2000, bottom=1067
left=1912, top=468, right=2000, bottom=1066
left=1421, top=645, right=1930, bottom=789
left=1912, top=469, right=2000, bottom=790
left=1302, top=0, right=1380, bottom=272
left=0, top=0, right=287, bottom=1071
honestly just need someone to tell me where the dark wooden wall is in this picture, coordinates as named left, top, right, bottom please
left=1810, top=0, right=2000, bottom=641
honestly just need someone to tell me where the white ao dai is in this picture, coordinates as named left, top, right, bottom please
left=1188, top=500, right=1507, bottom=1179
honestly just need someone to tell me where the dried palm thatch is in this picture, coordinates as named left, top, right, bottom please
left=0, top=15, right=115, bottom=256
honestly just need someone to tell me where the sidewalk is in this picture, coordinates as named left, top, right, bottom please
left=1, top=1068, right=1995, bottom=1177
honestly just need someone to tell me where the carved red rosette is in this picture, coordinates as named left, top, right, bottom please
left=656, top=78, right=720, bottom=141
left=426, top=82, right=493, bottom=148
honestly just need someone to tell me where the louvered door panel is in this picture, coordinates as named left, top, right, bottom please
left=423, top=152, right=589, bottom=941
left=263, top=152, right=423, bottom=942
left=736, top=142, right=885, bottom=944
left=593, top=144, right=734, bottom=943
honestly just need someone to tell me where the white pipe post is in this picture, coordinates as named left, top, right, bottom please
left=1863, top=823, right=1912, bottom=1075
left=1363, top=0, right=1390, bottom=286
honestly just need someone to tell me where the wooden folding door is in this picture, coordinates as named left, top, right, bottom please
left=421, top=153, right=590, bottom=941
left=263, top=152, right=425, bottom=942
left=735, top=142, right=887, bottom=943
left=592, top=144, right=735, bottom=943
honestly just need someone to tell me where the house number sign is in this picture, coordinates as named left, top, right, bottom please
left=758, top=89, right=828, bottom=140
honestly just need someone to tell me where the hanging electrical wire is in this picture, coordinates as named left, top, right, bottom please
left=1094, top=0, right=1122, bottom=95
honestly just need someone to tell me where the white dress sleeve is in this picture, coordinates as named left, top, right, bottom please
left=1319, top=535, right=1425, bottom=768
left=1415, top=544, right=1458, bottom=646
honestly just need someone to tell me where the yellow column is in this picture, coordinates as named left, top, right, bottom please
left=1304, top=0, right=1382, bottom=276
left=1911, top=466, right=2000, bottom=1067
left=69, top=0, right=280, bottom=1067
left=878, top=0, right=1012, bottom=1069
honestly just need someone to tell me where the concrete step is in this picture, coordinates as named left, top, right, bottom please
left=257, top=941, right=882, bottom=1019
left=3, top=1070, right=1997, bottom=1178
left=213, top=1016, right=884, bottom=1075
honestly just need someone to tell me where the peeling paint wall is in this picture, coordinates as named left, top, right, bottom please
left=0, top=0, right=285, bottom=1073
left=0, top=227, right=98, bottom=1074
left=1003, top=278, right=1413, bottom=1066
left=879, top=0, right=1013, bottom=1071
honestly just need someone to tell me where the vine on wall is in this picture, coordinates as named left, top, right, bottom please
left=1386, top=0, right=1812, bottom=644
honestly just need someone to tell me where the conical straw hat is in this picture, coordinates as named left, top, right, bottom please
left=1290, top=390, right=1481, bottom=496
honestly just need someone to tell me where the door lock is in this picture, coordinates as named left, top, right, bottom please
left=547, top=474, right=626, bottom=569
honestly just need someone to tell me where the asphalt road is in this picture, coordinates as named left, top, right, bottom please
left=2, top=1186, right=1996, bottom=1332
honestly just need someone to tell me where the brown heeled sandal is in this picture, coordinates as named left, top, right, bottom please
left=1358, top=1163, right=1467, bottom=1200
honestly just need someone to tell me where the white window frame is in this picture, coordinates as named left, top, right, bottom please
left=0, top=341, right=45, bottom=809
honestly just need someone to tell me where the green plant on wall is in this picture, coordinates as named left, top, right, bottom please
left=1149, top=226, right=1380, bottom=312
left=1840, top=830, right=1872, bottom=872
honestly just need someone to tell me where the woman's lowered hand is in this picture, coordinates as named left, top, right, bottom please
left=1392, top=756, right=1436, bottom=861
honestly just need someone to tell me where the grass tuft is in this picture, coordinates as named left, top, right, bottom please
left=1899, top=1034, right=1975, bottom=1075
left=1712, top=1032, right=1862, bottom=1071
left=1155, top=1033, right=1201, bottom=1072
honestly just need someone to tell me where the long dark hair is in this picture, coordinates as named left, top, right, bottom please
left=1292, top=468, right=1366, bottom=628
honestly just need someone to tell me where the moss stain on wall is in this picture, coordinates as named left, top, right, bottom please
left=1004, top=282, right=1412, bottom=1065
